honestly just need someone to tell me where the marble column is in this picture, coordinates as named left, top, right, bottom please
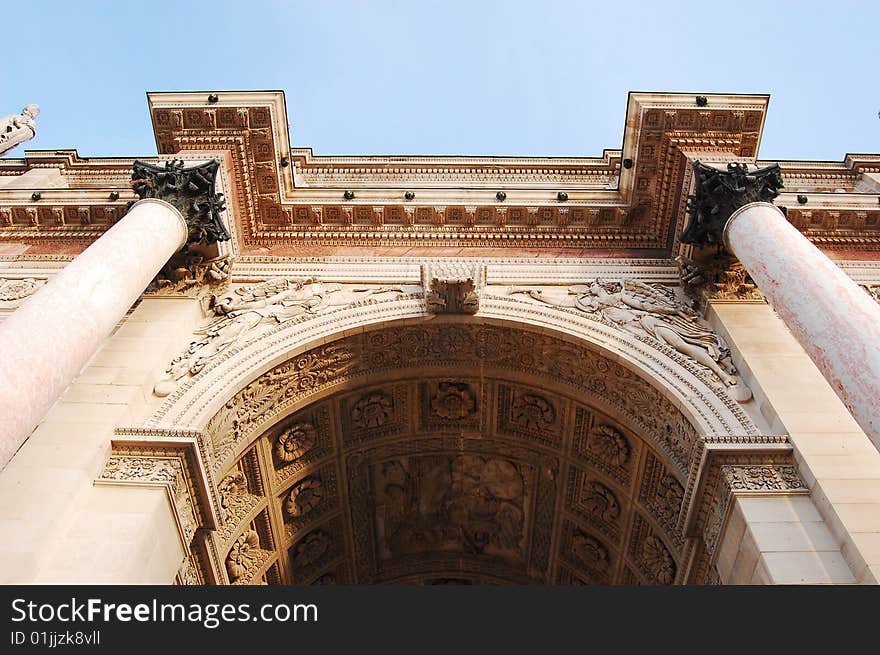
left=681, top=160, right=880, bottom=453
left=0, top=199, right=187, bottom=470
left=722, top=201, right=880, bottom=451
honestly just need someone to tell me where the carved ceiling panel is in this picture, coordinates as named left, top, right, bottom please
left=206, top=365, right=691, bottom=586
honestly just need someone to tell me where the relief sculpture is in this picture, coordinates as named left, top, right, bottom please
left=373, top=455, right=528, bottom=561
left=154, top=278, right=405, bottom=396
left=508, top=279, right=751, bottom=401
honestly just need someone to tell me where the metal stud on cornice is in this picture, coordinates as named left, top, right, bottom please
left=109, top=191, right=120, bottom=201
left=797, top=195, right=808, bottom=204
left=404, top=191, right=415, bottom=200
left=343, top=190, right=355, bottom=200
left=207, top=94, right=219, bottom=104
left=496, top=191, right=507, bottom=202
left=696, top=96, right=708, bottom=107
left=31, top=192, right=41, bottom=201
left=557, top=192, right=569, bottom=201
left=622, top=159, right=633, bottom=169
left=779, top=206, right=788, bottom=216
left=280, top=156, right=290, bottom=168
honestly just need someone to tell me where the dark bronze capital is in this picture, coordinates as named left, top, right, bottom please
left=681, top=160, right=784, bottom=247
left=131, top=159, right=230, bottom=246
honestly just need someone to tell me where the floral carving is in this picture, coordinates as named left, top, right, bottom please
left=0, top=278, right=41, bottom=301
left=101, top=456, right=179, bottom=484
left=218, top=471, right=247, bottom=508
left=285, top=477, right=324, bottom=518
left=275, top=423, right=317, bottom=463
left=430, top=382, right=477, bottom=419
left=640, top=535, right=676, bottom=584
left=226, top=529, right=260, bottom=581
left=572, top=530, right=610, bottom=572
left=657, top=474, right=684, bottom=521
left=511, top=393, right=555, bottom=430
left=217, top=470, right=249, bottom=524
left=291, top=530, right=332, bottom=571
left=723, top=465, right=806, bottom=492
left=581, top=480, right=621, bottom=522
left=586, top=425, right=631, bottom=467
left=351, top=391, right=394, bottom=429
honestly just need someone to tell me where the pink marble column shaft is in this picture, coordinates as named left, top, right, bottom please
left=0, top=199, right=187, bottom=470
left=724, top=201, right=880, bottom=451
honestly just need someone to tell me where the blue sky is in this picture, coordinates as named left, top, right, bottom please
left=3, top=0, right=878, bottom=161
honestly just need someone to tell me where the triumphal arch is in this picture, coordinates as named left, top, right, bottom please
left=1, top=92, right=879, bottom=585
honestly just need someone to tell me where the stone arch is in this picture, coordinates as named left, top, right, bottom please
left=135, top=294, right=759, bottom=585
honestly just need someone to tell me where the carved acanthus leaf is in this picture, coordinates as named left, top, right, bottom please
left=131, top=159, right=229, bottom=245
left=681, top=161, right=784, bottom=246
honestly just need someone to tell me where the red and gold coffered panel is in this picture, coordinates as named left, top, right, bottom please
left=2, top=92, right=879, bottom=256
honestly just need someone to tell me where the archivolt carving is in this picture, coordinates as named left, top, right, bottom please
left=506, top=279, right=751, bottom=401
left=201, top=323, right=710, bottom=477
left=154, top=278, right=406, bottom=396
left=207, top=344, right=354, bottom=471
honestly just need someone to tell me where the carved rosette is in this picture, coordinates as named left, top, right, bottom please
left=285, top=477, right=324, bottom=518
left=226, top=529, right=261, bottom=581
left=131, top=159, right=229, bottom=245
left=681, top=161, right=784, bottom=246
left=275, top=423, right=318, bottom=463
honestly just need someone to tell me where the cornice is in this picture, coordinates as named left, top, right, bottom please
left=1, top=91, right=878, bottom=256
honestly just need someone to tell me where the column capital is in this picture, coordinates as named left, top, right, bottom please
left=681, top=161, right=784, bottom=247
left=131, top=159, right=230, bottom=246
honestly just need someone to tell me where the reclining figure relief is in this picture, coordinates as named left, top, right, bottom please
left=508, top=279, right=751, bottom=402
